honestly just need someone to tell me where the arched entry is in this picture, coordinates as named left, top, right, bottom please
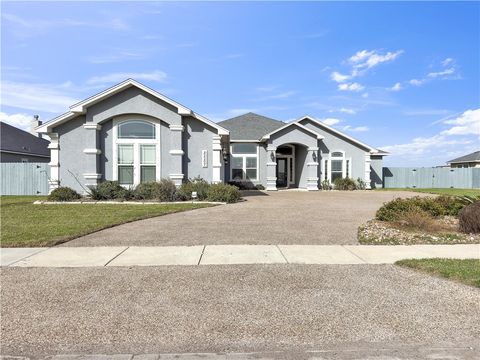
left=275, top=144, right=295, bottom=188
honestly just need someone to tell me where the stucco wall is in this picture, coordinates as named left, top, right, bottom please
left=370, top=155, right=383, bottom=188
left=295, top=145, right=308, bottom=188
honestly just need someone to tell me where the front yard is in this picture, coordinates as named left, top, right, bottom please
left=1, top=196, right=212, bottom=247
left=396, top=258, right=480, bottom=288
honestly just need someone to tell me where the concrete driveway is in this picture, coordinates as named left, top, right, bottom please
left=63, top=190, right=422, bottom=247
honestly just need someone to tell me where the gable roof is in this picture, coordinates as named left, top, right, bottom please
left=447, top=150, right=480, bottom=164
left=260, top=121, right=324, bottom=140
left=296, top=115, right=387, bottom=155
left=218, top=112, right=285, bottom=140
left=36, top=79, right=229, bottom=135
left=0, top=122, right=50, bottom=157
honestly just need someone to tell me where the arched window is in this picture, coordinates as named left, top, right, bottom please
left=118, top=120, right=155, bottom=139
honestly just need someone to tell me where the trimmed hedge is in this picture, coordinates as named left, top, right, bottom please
left=90, top=181, right=132, bottom=200
left=47, top=187, right=81, bottom=202
left=376, top=196, right=465, bottom=222
left=206, top=183, right=241, bottom=203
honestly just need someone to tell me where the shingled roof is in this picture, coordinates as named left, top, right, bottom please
left=0, top=122, right=50, bottom=157
left=218, top=112, right=285, bottom=140
left=447, top=150, right=480, bottom=164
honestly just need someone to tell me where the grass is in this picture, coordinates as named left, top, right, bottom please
left=376, top=188, right=480, bottom=197
left=396, top=258, right=480, bottom=288
left=1, top=196, right=213, bottom=247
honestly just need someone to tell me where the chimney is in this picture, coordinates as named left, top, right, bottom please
left=30, top=115, right=42, bottom=137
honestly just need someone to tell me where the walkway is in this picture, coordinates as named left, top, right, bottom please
left=2, top=244, right=478, bottom=267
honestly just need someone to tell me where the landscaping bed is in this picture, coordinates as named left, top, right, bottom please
left=359, top=195, right=480, bottom=245
left=396, top=258, right=480, bottom=288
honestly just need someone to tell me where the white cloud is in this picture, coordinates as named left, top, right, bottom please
left=86, top=70, right=167, bottom=85
left=409, top=79, right=425, bottom=86
left=322, top=118, right=341, bottom=126
left=338, top=82, right=365, bottom=92
left=349, top=49, right=403, bottom=70
left=335, top=108, right=356, bottom=115
left=391, top=82, right=402, bottom=91
left=0, top=112, right=33, bottom=131
left=1, top=81, right=79, bottom=113
left=442, top=58, right=454, bottom=67
left=361, top=92, right=369, bottom=98
left=427, top=68, right=455, bottom=78
left=330, top=71, right=350, bottom=83
left=407, top=58, right=459, bottom=88
left=341, top=125, right=369, bottom=132
left=262, top=91, right=297, bottom=100
left=87, top=50, right=147, bottom=64
left=441, top=109, right=480, bottom=136
left=382, top=135, right=471, bottom=156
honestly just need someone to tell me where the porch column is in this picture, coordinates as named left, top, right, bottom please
left=266, top=145, right=277, bottom=191
left=169, top=124, right=184, bottom=187
left=212, top=135, right=222, bottom=184
left=364, top=152, right=372, bottom=189
left=82, top=123, right=102, bottom=190
left=306, top=147, right=319, bottom=191
left=47, top=132, right=59, bottom=193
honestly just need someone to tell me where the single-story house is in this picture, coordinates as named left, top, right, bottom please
left=447, top=151, right=480, bottom=168
left=1, top=120, right=50, bottom=163
left=36, top=79, right=388, bottom=193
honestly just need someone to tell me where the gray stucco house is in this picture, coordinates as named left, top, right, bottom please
left=447, top=151, right=480, bottom=168
left=36, top=79, right=387, bottom=193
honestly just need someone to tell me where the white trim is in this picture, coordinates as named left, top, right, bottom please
left=326, top=150, right=352, bottom=185
left=36, top=79, right=230, bottom=136
left=230, top=143, right=259, bottom=182
left=83, top=148, right=102, bottom=155
left=169, top=124, right=185, bottom=132
left=229, top=140, right=261, bottom=143
left=112, top=116, right=161, bottom=186
left=297, top=116, right=378, bottom=152
left=83, top=123, right=102, bottom=130
left=169, top=149, right=184, bottom=155
left=83, top=173, right=102, bottom=180
left=261, top=122, right=324, bottom=141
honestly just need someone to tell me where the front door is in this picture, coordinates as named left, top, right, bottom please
left=276, top=158, right=288, bottom=188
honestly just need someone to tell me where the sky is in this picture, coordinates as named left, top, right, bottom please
left=1, top=1, right=479, bottom=166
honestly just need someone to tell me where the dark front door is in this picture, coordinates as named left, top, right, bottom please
left=276, top=158, right=288, bottom=188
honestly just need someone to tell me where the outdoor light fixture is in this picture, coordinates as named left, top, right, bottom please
left=312, top=152, right=317, bottom=162
left=270, top=151, right=275, bottom=162
left=222, top=145, right=229, bottom=164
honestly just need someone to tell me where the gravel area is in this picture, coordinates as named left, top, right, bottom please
left=61, top=190, right=427, bottom=247
left=1, top=265, right=479, bottom=357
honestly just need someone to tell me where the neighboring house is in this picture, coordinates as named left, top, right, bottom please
left=1, top=121, right=50, bottom=163
left=447, top=151, right=480, bottom=168
left=36, top=79, right=388, bottom=193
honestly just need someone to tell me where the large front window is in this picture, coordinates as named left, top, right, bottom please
left=115, top=119, right=159, bottom=186
left=231, top=143, right=258, bottom=181
left=331, top=152, right=344, bottom=182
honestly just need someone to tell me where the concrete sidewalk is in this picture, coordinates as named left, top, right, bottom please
left=1, top=244, right=479, bottom=267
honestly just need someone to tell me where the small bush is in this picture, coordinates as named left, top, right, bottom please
left=356, top=178, right=367, bottom=190
left=206, top=183, right=241, bottom=203
left=459, top=201, right=480, bottom=234
left=333, top=177, right=357, bottom=190
left=154, top=178, right=177, bottom=202
left=255, top=184, right=265, bottom=190
left=227, top=181, right=257, bottom=190
left=48, top=187, right=81, bottom=201
left=134, top=182, right=157, bottom=200
left=321, top=179, right=331, bottom=190
left=90, top=181, right=126, bottom=200
left=176, top=177, right=210, bottom=201
left=435, top=195, right=466, bottom=216
left=396, top=208, right=440, bottom=232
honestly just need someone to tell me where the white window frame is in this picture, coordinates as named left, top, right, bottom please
left=230, top=143, right=259, bottom=182
left=112, top=115, right=161, bottom=187
left=324, top=150, right=352, bottom=184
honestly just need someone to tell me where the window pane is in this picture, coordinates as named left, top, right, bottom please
left=331, top=152, right=343, bottom=157
left=118, top=121, right=155, bottom=139
left=232, top=143, right=257, bottom=154
left=118, top=166, right=134, bottom=185
left=232, top=169, right=243, bottom=180
left=246, top=169, right=257, bottom=180
left=331, top=160, right=343, bottom=172
left=276, top=146, right=292, bottom=155
left=331, top=172, right=343, bottom=182
left=141, top=145, right=156, bottom=164
left=232, top=157, right=243, bottom=168
left=118, top=144, right=134, bottom=164
left=141, top=166, right=156, bottom=183
left=346, top=160, right=350, bottom=178
left=246, top=157, right=257, bottom=168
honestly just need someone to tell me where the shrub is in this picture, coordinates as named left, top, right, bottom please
left=356, top=178, right=367, bottom=190
left=396, top=208, right=440, bottom=232
left=154, top=178, right=177, bottom=202
left=376, top=196, right=466, bottom=222
left=227, top=181, right=256, bottom=190
left=48, top=187, right=81, bottom=202
left=459, top=201, right=480, bottom=234
left=206, top=183, right=241, bottom=203
left=321, top=179, right=331, bottom=190
left=176, top=177, right=210, bottom=201
left=90, top=181, right=126, bottom=200
left=134, top=182, right=157, bottom=200
left=255, top=184, right=265, bottom=190
left=333, top=177, right=357, bottom=190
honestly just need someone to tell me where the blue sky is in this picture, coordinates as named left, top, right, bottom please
left=1, top=1, right=479, bottom=166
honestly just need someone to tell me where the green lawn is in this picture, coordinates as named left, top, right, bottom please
left=396, top=258, right=480, bottom=288
left=1, top=196, right=212, bottom=247
left=377, top=188, right=480, bottom=197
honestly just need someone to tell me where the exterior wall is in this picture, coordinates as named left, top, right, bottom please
left=294, top=144, right=308, bottom=188
left=300, top=119, right=370, bottom=183
left=370, top=155, right=383, bottom=189
left=182, top=116, right=217, bottom=182
left=451, top=162, right=480, bottom=168
left=0, top=152, right=49, bottom=163
left=53, top=116, right=89, bottom=192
